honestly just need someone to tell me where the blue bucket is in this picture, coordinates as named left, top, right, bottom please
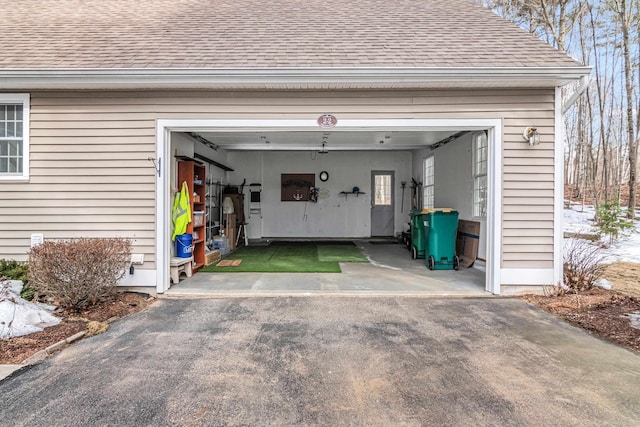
left=176, top=234, right=193, bottom=258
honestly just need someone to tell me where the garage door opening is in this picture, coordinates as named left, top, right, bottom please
left=155, top=119, right=502, bottom=295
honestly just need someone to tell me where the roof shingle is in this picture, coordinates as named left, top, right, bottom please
left=0, top=0, right=583, bottom=69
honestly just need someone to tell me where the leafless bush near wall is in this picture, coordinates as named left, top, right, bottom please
left=563, top=238, right=606, bottom=292
left=543, top=282, right=566, bottom=297
left=28, top=238, right=132, bottom=311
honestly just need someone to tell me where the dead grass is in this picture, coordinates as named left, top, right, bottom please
left=602, top=261, right=640, bottom=298
left=86, top=321, right=109, bottom=337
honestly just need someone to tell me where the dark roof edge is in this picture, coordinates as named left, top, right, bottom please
left=0, top=66, right=592, bottom=90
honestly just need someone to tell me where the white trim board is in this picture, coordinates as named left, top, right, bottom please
left=501, top=269, right=555, bottom=286
left=156, top=124, right=171, bottom=293
left=161, top=118, right=495, bottom=132
left=118, top=269, right=157, bottom=288
left=487, top=126, right=502, bottom=295
left=554, top=87, right=564, bottom=286
left=156, top=118, right=503, bottom=294
left=0, top=66, right=591, bottom=90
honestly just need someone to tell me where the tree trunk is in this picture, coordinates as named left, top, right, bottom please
left=619, top=0, right=637, bottom=217
left=588, top=6, right=609, bottom=201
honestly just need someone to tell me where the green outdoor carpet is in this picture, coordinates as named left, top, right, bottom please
left=201, top=241, right=368, bottom=273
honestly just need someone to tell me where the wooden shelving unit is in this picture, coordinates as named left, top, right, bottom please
left=177, top=159, right=206, bottom=271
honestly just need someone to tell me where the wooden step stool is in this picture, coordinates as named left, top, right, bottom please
left=170, top=256, right=193, bottom=284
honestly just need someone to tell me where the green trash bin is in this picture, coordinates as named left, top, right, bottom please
left=423, top=209, right=460, bottom=270
left=410, top=209, right=427, bottom=259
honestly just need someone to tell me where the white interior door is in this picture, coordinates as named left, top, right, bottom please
left=371, top=171, right=394, bottom=237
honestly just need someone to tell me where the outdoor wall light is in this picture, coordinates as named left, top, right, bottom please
left=523, top=127, right=540, bottom=146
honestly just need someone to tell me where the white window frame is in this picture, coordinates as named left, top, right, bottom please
left=473, top=131, right=488, bottom=218
left=423, top=155, right=434, bottom=209
left=0, top=93, right=30, bottom=181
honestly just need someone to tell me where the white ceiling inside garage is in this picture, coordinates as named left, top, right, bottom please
left=193, top=130, right=462, bottom=151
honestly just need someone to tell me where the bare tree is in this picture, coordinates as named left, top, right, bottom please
left=539, top=0, right=588, bottom=52
left=484, top=0, right=587, bottom=51
left=484, top=0, right=639, bottom=214
left=606, top=0, right=638, bottom=218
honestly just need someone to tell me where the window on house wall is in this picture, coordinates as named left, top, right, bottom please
left=423, top=156, right=434, bottom=209
left=0, top=94, right=29, bottom=180
left=473, top=131, right=488, bottom=217
left=374, top=174, right=392, bottom=205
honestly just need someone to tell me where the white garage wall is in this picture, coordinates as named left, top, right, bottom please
left=170, top=132, right=230, bottom=191
left=411, top=134, right=487, bottom=260
left=227, top=150, right=412, bottom=239
left=170, top=133, right=194, bottom=195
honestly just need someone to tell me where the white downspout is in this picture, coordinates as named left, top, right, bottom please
left=562, top=75, right=591, bottom=114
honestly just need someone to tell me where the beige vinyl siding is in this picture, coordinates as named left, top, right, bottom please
left=1, top=92, right=156, bottom=263
left=0, top=88, right=555, bottom=270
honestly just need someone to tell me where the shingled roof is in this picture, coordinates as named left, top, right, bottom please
left=1, top=0, right=582, bottom=69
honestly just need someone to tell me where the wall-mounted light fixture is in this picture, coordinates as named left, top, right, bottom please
left=522, top=127, right=540, bottom=146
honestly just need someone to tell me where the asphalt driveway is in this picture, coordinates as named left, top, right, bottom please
left=1, top=297, right=639, bottom=426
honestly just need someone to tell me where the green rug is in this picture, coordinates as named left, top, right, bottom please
left=201, top=241, right=368, bottom=273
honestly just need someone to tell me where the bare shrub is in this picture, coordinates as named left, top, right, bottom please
left=543, top=282, right=566, bottom=297
left=563, top=238, right=606, bottom=292
left=28, top=238, right=131, bottom=311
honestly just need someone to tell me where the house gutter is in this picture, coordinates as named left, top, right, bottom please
left=0, top=66, right=592, bottom=90
left=561, top=75, right=591, bottom=114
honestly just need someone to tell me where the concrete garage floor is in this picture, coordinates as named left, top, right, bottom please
left=167, top=240, right=488, bottom=296
left=1, top=297, right=639, bottom=426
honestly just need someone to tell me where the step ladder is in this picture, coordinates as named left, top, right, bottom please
left=236, top=223, right=249, bottom=248
left=248, top=183, right=262, bottom=218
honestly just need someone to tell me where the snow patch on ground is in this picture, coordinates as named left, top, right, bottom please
left=601, top=227, right=640, bottom=264
left=564, top=204, right=598, bottom=234
left=594, top=278, right=613, bottom=290
left=564, top=202, right=640, bottom=264
left=0, top=280, right=60, bottom=340
left=624, top=312, right=640, bottom=330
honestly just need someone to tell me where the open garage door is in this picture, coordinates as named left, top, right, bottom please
left=155, top=119, right=502, bottom=295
